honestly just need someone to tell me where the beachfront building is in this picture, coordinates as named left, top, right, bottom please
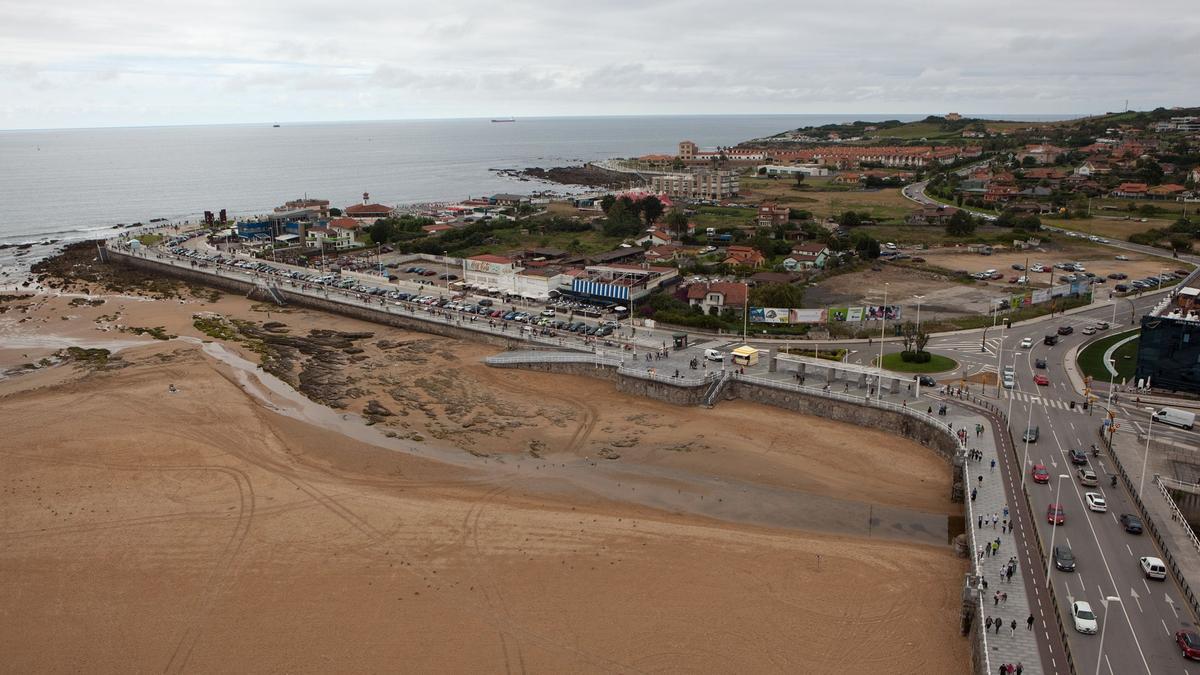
left=305, top=225, right=357, bottom=250
left=649, top=169, right=739, bottom=201
left=568, top=263, right=678, bottom=305
left=275, top=198, right=331, bottom=219
left=344, top=192, right=394, bottom=220
left=461, top=254, right=573, bottom=300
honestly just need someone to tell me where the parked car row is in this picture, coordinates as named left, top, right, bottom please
left=163, top=246, right=625, bottom=337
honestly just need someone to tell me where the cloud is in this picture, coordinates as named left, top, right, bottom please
left=0, top=0, right=1198, bottom=128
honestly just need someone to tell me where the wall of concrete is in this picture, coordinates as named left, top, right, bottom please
left=727, top=381, right=960, bottom=461
left=487, top=361, right=709, bottom=405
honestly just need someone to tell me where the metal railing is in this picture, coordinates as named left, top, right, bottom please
left=1157, top=476, right=1200, bottom=556
left=485, top=352, right=622, bottom=367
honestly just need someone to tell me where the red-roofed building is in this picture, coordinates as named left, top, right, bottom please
left=1148, top=184, right=1187, bottom=199
left=723, top=245, right=766, bottom=268
left=757, top=203, right=790, bottom=227
left=329, top=217, right=360, bottom=230
left=644, top=245, right=683, bottom=263
left=1112, top=182, right=1149, bottom=198
left=344, top=192, right=394, bottom=219
left=686, top=282, right=748, bottom=314
left=422, top=223, right=454, bottom=234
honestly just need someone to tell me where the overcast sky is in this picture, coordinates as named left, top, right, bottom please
left=1, top=0, right=1197, bottom=129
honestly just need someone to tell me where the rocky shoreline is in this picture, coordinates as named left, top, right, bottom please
left=493, top=163, right=634, bottom=190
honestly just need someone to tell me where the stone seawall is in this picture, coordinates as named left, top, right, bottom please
left=727, top=381, right=961, bottom=461
left=110, top=250, right=552, bottom=351
left=487, top=361, right=708, bottom=406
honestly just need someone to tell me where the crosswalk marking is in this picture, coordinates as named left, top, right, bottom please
left=937, top=337, right=1003, bottom=355
left=1000, top=389, right=1089, bottom=413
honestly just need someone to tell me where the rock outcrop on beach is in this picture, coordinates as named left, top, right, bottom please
left=500, top=164, right=633, bottom=189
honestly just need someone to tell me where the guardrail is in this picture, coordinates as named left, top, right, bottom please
left=1157, top=477, right=1200, bottom=557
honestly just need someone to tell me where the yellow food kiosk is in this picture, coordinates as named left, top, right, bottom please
left=731, top=345, right=760, bottom=367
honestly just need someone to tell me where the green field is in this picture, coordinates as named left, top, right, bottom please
left=879, top=352, right=958, bottom=373
left=1076, top=329, right=1140, bottom=382
left=690, top=205, right=755, bottom=230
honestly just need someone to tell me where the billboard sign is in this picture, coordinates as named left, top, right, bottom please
left=748, top=307, right=791, bottom=324
left=789, top=309, right=827, bottom=324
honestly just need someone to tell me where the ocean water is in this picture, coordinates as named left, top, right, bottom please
left=0, top=114, right=1071, bottom=275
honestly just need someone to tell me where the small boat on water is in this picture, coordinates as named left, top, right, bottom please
left=273, top=124, right=281, bottom=128
left=491, top=118, right=515, bottom=123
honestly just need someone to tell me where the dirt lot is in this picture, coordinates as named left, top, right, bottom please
left=805, top=240, right=1187, bottom=321
left=0, top=289, right=968, bottom=673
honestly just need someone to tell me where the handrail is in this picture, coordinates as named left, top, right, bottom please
left=1157, top=476, right=1200, bottom=556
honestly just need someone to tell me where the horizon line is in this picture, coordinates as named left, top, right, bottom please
left=0, top=111, right=1095, bottom=134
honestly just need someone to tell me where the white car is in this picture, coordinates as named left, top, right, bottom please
left=1020, top=337, right=1034, bottom=349
left=1140, top=556, right=1167, bottom=580
left=1115, top=255, right=1129, bottom=261
left=1085, top=492, right=1107, bottom=512
left=1072, top=601, right=1098, bottom=634
left=1003, top=376, right=1015, bottom=389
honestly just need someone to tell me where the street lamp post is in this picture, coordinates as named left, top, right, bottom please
left=1045, top=473, right=1071, bottom=585
left=878, top=283, right=889, bottom=400
left=1020, top=401, right=1037, bottom=487
left=994, top=335, right=1006, bottom=397
left=1095, top=596, right=1122, bottom=675
left=914, top=294, right=925, bottom=400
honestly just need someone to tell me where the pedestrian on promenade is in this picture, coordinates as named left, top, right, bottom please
left=994, top=591, right=1000, bottom=606
left=1001, top=591, right=1008, bottom=604
left=1010, top=619, right=1017, bottom=635
left=993, top=514, right=999, bottom=528
left=981, top=576, right=988, bottom=590
left=1016, top=663, right=1023, bottom=675
left=971, top=488, right=977, bottom=501
left=990, top=458, right=996, bottom=472
left=998, top=664, right=1006, bottom=675
left=978, top=475, right=984, bottom=486
left=1026, top=614, right=1034, bottom=630
left=986, top=616, right=994, bottom=632
left=995, top=618, right=1003, bottom=634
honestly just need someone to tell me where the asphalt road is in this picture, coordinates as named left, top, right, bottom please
left=928, top=295, right=1200, bottom=674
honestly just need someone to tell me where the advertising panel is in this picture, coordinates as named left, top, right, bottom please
left=863, top=305, right=901, bottom=321
left=789, top=308, right=827, bottom=324
left=847, top=307, right=864, bottom=322
left=1032, top=288, right=1051, bottom=304
left=749, top=307, right=791, bottom=324
left=828, top=307, right=848, bottom=322
left=466, top=259, right=511, bottom=275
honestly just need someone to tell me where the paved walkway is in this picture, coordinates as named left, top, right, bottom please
left=949, top=397, right=1055, bottom=675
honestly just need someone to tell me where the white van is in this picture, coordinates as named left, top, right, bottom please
left=704, top=349, right=724, bottom=362
left=1153, top=408, right=1195, bottom=430
left=1140, top=556, right=1167, bottom=580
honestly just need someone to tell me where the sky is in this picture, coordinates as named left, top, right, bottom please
left=1, top=0, right=1198, bottom=130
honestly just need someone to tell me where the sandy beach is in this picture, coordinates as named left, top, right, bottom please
left=0, top=271, right=968, bottom=673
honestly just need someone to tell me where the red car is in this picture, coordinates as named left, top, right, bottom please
left=1176, top=630, right=1200, bottom=660
left=1034, top=374, right=1050, bottom=386
left=1047, top=503, right=1065, bottom=525
left=1032, top=464, right=1050, bottom=484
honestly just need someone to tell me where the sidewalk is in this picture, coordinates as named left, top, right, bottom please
left=944, top=396, right=1047, bottom=675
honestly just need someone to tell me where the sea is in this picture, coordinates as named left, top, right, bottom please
left=0, top=113, right=1072, bottom=277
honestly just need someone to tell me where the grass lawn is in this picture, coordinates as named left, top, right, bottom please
left=460, top=226, right=623, bottom=257
left=691, top=205, right=755, bottom=230
left=136, top=233, right=164, bottom=246
left=879, top=352, right=958, bottom=373
left=1076, top=329, right=1140, bottom=381
left=1043, top=216, right=1176, bottom=241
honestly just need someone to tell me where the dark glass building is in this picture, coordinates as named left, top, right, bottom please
left=1135, top=315, right=1200, bottom=393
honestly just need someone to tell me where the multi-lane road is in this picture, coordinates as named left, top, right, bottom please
left=928, top=293, right=1200, bottom=674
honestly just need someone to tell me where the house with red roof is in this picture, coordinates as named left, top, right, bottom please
left=1147, top=184, right=1187, bottom=199
left=329, top=217, right=361, bottom=231
left=636, top=228, right=673, bottom=247
left=644, top=245, right=683, bottom=263
left=1112, top=182, right=1150, bottom=198
left=723, top=245, right=766, bottom=268
left=686, top=282, right=747, bottom=314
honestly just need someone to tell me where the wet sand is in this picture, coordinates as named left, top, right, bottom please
left=0, top=289, right=969, bottom=673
